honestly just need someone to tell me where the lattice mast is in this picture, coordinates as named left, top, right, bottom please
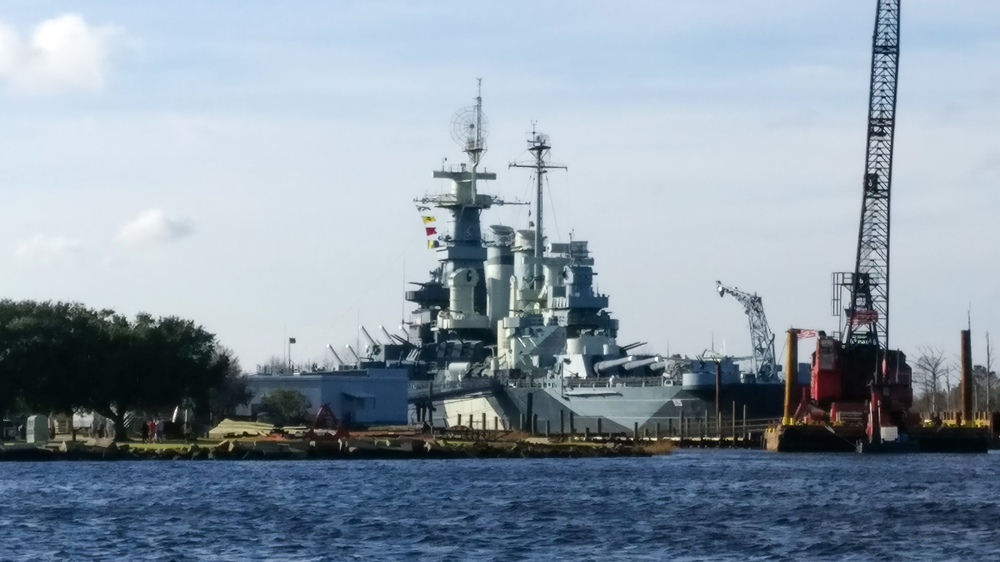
left=509, top=125, right=566, bottom=288
left=846, top=0, right=900, bottom=351
left=717, top=281, right=778, bottom=381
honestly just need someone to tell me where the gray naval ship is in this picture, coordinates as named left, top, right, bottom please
left=347, top=86, right=788, bottom=434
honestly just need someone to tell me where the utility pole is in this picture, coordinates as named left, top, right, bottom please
left=509, top=125, right=566, bottom=289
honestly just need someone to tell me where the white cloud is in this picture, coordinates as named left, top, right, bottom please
left=14, top=234, right=83, bottom=264
left=116, top=209, right=195, bottom=248
left=0, top=14, right=117, bottom=94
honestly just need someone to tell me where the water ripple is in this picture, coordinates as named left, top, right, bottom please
left=1, top=451, right=999, bottom=559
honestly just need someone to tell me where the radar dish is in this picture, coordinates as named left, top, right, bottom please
left=450, top=106, right=489, bottom=151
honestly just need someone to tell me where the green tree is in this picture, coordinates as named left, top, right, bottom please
left=207, top=347, right=252, bottom=422
left=259, top=389, right=310, bottom=427
left=85, top=313, right=231, bottom=441
left=0, top=299, right=236, bottom=442
left=0, top=300, right=107, bottom=421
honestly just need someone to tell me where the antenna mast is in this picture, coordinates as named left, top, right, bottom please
left=510, top=124, right=566, bottom=288
left=467, top=78, right=486, bottom=198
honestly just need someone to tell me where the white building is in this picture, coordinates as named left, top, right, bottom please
left=241, top=368, right=408, bottom=426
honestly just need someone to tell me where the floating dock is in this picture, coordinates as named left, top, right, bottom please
left=765, top=424, right=990, bottom=453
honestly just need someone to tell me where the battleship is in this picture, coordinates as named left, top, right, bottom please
left=341, top=83, right=792, bottom=435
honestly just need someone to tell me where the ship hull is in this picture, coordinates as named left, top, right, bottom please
left=410, top=381, right=786, bottom=435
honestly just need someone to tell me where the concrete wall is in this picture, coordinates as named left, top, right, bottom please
left=242, top=368, right=408, bottom=425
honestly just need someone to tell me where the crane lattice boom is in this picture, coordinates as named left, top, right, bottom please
left=717, top=281, right=778, bottom=382
left=846, top=0, right=900, bottom=350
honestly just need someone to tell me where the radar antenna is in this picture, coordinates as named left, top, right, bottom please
left=450, top=78, right=489, bottom=167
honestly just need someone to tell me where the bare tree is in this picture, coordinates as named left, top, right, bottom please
left=913, top=346, right=952, bottom=413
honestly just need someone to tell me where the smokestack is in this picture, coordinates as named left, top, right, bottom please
left=961, top=329, right=973, bottom=426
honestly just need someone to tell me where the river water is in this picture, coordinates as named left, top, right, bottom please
left=1, top=450, right=998, bottom=561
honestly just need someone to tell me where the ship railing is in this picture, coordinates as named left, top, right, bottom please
left=506, top=415, right=782, bottom=435
left=428, top=414, right=783, bottom=448
left=408, top=377, right=496, bottom=399
left=502, top=376, right=680, bottom=389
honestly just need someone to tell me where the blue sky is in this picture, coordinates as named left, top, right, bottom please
left=0, top=2, right=998, bottom=370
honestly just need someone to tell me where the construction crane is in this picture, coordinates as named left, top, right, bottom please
left=809, top=0, right=913, bottom=442
left=844, top=0, right=900, bottom=351
left=717, top=281, right=778, bottom=382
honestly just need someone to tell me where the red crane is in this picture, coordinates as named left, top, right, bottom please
left=809, top=0, right=915, bottom=443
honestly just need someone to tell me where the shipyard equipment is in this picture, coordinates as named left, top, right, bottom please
left=716, top=281, right=778, bottom=382
left=808, top=0, right=915, bottom=444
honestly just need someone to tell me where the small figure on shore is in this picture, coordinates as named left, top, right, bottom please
left=147, top=419, right=157, bottom=443
left=141, top=421, right=150, bottom=443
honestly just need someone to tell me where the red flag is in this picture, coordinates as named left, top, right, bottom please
left=796, top=330, right=817, bottom=339
left=425, top=227, right=437, bottom=236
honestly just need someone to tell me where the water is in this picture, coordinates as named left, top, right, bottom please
left=1, top=450, right=999, bottom=561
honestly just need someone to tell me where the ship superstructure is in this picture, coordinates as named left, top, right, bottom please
left=346, top=84, right=789, bottom=432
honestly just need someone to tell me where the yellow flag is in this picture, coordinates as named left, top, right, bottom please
left=428, top=240, right=438, bottom=249
left=422, top=216, right=435, bottom=224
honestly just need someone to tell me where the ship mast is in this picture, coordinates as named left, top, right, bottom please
left=510, top=124, right=566, bottom=289
left=468, top=78, right=486, bottom=199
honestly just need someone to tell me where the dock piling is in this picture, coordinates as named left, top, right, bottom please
left=783, top=329, right=798, bottom=425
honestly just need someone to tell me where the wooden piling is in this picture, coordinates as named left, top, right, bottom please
left=784, top=329, right=798, bottom=425
left=742, top=404, right=747, bottom=446
left=526, top=392, right=534, bottom=432
left=962, top=330, right=974, bottom=427
left=731, top=402, right=736, bottom=445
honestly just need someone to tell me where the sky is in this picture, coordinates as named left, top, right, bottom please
left=0, top=1, right=998, bottom=372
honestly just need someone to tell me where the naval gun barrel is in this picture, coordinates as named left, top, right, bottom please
left=326, top=344, right=344, bottom=367
left=360, top=326, right=378, bottom=347
left=594, top=356, right=635, bottom=375
left=379, top=325, right=394, bottom=344
left=622, top=357, right=662, bottom=372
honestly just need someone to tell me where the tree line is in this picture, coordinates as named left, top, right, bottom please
left=0, top=299, right=250, bottom=440
left=911, top=345, right=997, bottom=413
